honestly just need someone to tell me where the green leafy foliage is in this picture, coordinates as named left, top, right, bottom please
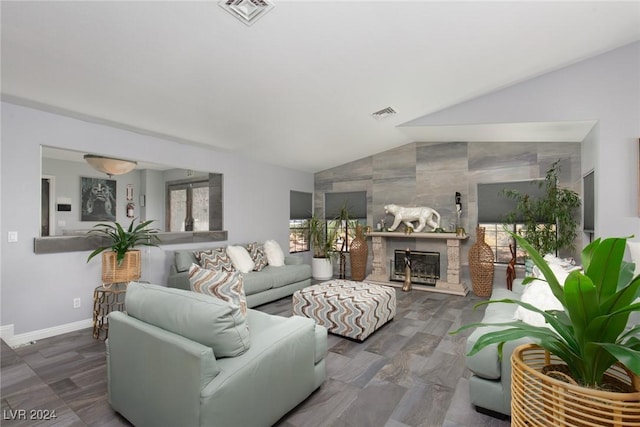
left=502, top=160, right=581, bottom=255
left=452, top=233, right=640, bottom=388
left=86, top=218, right=160, bottom=266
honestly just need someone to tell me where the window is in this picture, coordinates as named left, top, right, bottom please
left=289, top=191, right=312, bottom=253
left=324, top=191, right=367, bottom=252
left=480, top=223, right=524, bottom=264
left=477, top=180, right=545, bottom=265
left=167, top=179, right=210, bottom=232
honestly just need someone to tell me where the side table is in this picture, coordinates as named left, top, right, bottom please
left=93, top=283, right=127, bottom=340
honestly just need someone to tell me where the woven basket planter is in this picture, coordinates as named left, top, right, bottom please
left=468, top=227, right=494, bottom=297
left=511, top=343, right=640, bottom=426
left=101, top=250, right=141, bottom=285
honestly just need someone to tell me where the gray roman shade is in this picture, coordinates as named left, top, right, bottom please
left=324, top=191, right=367, bottom=219
left=290, top=191, right=312, bottom=220
left=583, top=171, right=594, bottom=232
left=477, top=180, right=544, bottom=223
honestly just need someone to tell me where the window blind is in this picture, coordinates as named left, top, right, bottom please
left=290, top=191, right=312, bottom=220
left=583, top=171, right=594, bottom=232
left=324, top=191, right=367, bottom=219
left=477, top=180, right=545, bottom=223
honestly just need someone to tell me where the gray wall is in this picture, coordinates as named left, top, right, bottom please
left=404, top=41, right=640, bottom=239
left=1, top=102, right=314, bottom=337
left=316, top=141, right=582, bottom=274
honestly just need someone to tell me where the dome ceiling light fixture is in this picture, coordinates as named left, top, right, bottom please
left=219, top=0, right=274, bottom=26
left=84, top=154, right=137, bottom=177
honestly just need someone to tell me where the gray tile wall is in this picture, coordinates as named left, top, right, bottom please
left=315, top=141, right=581, bottom=275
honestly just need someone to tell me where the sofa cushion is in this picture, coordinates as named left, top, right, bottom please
left=175, top=250, right=198, bottom=273
left=264, top=240, right=285, bottom=267
left=189, top=263, right=247, bottom=316
left=125, top=282, right=250, bottom=358
left=242, top=270, right=275, bottom=295
left=195, top=248, right=234, bottom=272
left=227, top=245, right=255, bottom=273
left=246, top=242, right=268, bottom=272
left=262, top=264, right=312, bottom=289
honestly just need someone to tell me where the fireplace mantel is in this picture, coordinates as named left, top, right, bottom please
left=365, top=231, right=469, bottom=296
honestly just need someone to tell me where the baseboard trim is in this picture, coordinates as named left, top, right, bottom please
left=1, top=319, right=93, bottom=348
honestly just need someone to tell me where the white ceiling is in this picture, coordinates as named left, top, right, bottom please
left=2, top=1, right=639, bottom=173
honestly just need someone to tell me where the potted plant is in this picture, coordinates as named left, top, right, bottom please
left=455, top=232, right=640, bottom=424
left=502, top=160, right=581, bottom=260
left=309, top=213, right=337, bottom=280
left=87, top=218, right=160, bottom=285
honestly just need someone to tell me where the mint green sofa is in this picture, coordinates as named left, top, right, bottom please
left=107, top=283, right=327, bottom=427
left=465, top=283, right=529, bottom=417
left=167, top=248, right=311, bottom=308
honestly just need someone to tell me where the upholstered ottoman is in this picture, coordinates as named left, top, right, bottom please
left=292, top=280, right=396, bottom=341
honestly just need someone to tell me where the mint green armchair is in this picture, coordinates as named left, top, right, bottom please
left=107, top=283, right=327, bottom=427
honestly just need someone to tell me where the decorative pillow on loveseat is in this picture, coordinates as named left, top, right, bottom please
left=126, top=282, right=250, bottom=357
left=264, top=239, right=285, bottom=267
left=226, top=245, right=256, bottom=273
left=189, top=263, right=247, bottom=316
left=194, top=248, right=234, bottom=272
left=246, top=242, right=268, bottom=271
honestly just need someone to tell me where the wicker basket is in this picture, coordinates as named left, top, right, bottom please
left=468, top=227, right=494, bottom=297
left=511, top=343, right=640, bottom=426
left=101, top=250, right=141, bottom=285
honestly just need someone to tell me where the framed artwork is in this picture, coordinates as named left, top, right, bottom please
left=81, top=177, right=116, bottom=221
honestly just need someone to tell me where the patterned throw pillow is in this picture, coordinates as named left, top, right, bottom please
left=246, top=242, right=268, bottom=271
left=194, top=248, right=234, bottom=272
left=188, top=263, right=247, bottom=316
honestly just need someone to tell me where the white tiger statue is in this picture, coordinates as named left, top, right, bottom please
left=384, top=204, right=441, bottom=232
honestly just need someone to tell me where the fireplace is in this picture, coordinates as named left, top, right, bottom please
left=390, top=250, right=440, bottom=286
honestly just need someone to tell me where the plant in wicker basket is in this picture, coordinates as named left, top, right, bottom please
left=454, top=232, right=640, bottom=389
left=87, top=218, right=160, bottom=283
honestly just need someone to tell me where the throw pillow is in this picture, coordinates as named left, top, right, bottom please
left=627, top=241, right=640, bottom=277
left=264, top=239, right=285, bottom=267
left=246, top=242, right=268, bottom=271
left=513, top=279, right=563, bottom=327
left=226, top=245, right=255, bottom=273
left=194, top=248, right=234, bottom=272
left=189, top=263, right=247, bottom=316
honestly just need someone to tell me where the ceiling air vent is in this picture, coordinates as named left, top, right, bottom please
left=372, top=107, right=397, bottom=120
left=219, top=0, right=274, bottom=26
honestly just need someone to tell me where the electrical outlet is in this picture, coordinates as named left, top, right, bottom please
left=73, top=298, right=81, bottom=309
left=7, top=231, right=18, bottom=242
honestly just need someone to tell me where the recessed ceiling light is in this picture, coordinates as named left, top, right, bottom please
left=372, top=107, right=397, bottom=120
left=219, top=0, right=274, bottom=26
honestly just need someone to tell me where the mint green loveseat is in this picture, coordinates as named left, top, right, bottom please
left=107, top=282, right=327, bottom=427
left=167, top=248, right=312, bottom=308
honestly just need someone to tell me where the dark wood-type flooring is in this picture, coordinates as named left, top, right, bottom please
left=1, top=285, right=511, bottom=427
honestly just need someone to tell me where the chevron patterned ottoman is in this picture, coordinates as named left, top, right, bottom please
left=292, top=280, right=396, bottom=341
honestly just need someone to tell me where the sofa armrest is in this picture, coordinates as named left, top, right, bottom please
left=285, top=254, right=304, bottom=265
left=107, top=311, right=219, bottom=427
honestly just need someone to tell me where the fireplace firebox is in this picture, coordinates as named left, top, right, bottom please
left=390, top=250, right=440, bottom=286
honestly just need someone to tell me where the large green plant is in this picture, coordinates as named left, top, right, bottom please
left=86, top=218, right=160, bottom=266
left=309, top=213, right=337, bottom=259
left=502, top=160, right=581, bottom=255
left=454, top=232, right=640, bottom=388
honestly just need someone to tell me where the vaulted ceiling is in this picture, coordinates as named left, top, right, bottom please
left=2, top=1, right=639, bottom=172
